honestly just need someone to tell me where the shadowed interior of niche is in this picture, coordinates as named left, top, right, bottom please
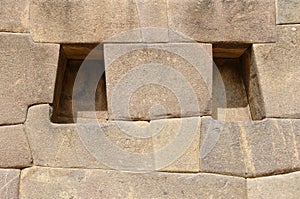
left=51, top=44, right=107, bottom=123
left=212, top=43, right=264, bottom=121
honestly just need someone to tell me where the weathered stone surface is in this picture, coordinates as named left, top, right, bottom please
left=30, top=0, right=169, bottom=43
left=20, top=167, right=246, bottom=198
left=200, top=117, right=300, bottom=177
left=248, top=171, right=300, bottom=199
left=133, top=0, right=169, bottom=42
left=0, top=125, right=32, bottom=168
left=0, top=0, right=29, bottom=32
left=104, top=43, right=212, bottom=120
left=0, top=33, right=59, bottom=125
left=30, top=0, right=275, bottom=43
left=0, top=169, right=20, bottom=199
left=26, top=104, right=201, bottom=172
left=276, top=0, right=300, bottom=24
left=252, top=25, right=300, bottom=118
left=168, top=0, right=276, bottom=43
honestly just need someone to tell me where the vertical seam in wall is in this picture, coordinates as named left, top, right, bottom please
left=166, top=0, right=170, bottom=43
left=23, top=117, right=34, bottom=166
left=245, top=177, right=249, bottom=199
left=133, top=0, right=144, bottom=42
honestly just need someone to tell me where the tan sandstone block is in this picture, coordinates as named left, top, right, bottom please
left=252, top=25, right=300, bottom=118
left=20, top=167, right=246, bottom=198
left=30, top=0, right=169, bottom=43
left=0, top=33, right=59, bottom=125
left=276, top=0, right=300, bottom=24
left=104, top=43, right=212, bottom=120
left=200, top=117, right=300, bottom=177
left=30, top=0, right=274, bottom=43
left=25, top=104, right=200, bottom=172
left=0, top=0, right=29, bottom=32
left=248, top=171, right=300, bottom=199
left=0, top=169, right=20, bottom=199
left=0, top=125, right=32, bottom=168
left=168, top=0, right=276, bottom=43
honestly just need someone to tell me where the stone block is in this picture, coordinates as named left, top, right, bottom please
left=252, top=25, right=300, bottom=118
left=0, top=125, right=32, bottom=168
left=0, top=33, right=59, bottom=125
left=0, top=169, right=20, bottom=199
left=0, top=0, right=29, bottom=32
left=248, top=171, right=300, bottom=199
left=168, top=0, right=276, bottom=43
left=200, top=117, right=300, bottom=177
left=276, top=0, right=300, bottom=24
left=30, top=0, right=169, bottom=43
left=104, top=43, right=212, bottom=120
left=20, top=167, right=246, bottom=198
left=25, top=104, right=201, bottom=172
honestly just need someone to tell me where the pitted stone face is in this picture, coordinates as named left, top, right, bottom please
left=104, top=43, right=213, bottom=121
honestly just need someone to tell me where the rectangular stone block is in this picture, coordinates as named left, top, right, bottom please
left=25, top=104, right=201, bottom=172
left=0, top=33, right=59, bottom=125
left=276, top=0, right=300, bottom=24
left=20, top=167, right=246, bottom=198
left=252, top=25, right=300, bottom=118
left=0, top=169, right=20, bottom=199
left=0, top=0, right=29, bottom=32
left=30, top=0, right=168, bottom=43
left=0, top=125, right=32, bottom=168
left=104, top=43, right=212, bottom=120
left=200, top=117, right=300, bottom=177
left=168, top=0, right=276, bottom=43
left=248, top=171, right=300, bottom=199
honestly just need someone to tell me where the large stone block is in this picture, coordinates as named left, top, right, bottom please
left=20, top=167, right=246, bottom=198
left=248, top=171, right=300, bottom=199
left=0, top=169, right=20, bottom=199
left=30, top=0, right=275, bottom=43
left=200, top=117, right=300, bottom=177
left=0, top=0, right=29, bottom=32
left=252, top=25, right=300, bottom=118
left=276, top=0, right=300, bottom=24
left=25, top=104, right=201, bottom=172
left=30, top=0, right=168, bottom=43
left=0, top=33, right=59, bottom=125
left=168, top=0, right=276, bottom=43
left=104, top=43, right=212, bottom=120
left=0, top=125, right=32, bottom=168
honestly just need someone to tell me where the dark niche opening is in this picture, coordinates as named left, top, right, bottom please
left=212, top=43, right=265, bottom=121
left=51, top=44, right=107, bottom=123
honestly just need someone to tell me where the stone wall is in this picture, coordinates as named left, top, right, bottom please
left=0, top=0, right=300, bottom=198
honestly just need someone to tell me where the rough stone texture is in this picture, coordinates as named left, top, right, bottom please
left=168, top=0, right=276, bottom=43
left=0, top=33, right=59, bottom=125
left=30, top=0, right=165, bottom=43
left=0, top=125, right=32, bottom=168
left=248, top=171, right=300, bottom=199
left=0, top=169, right=20, bottom=199
left=252, top=25, right=300, bottom=118
left=104, top=43, right=212, bottom=120
left=30, top=0, right=275, bottom=43
left=200, top=117, right=300, bottom=177
left=0, top=0, right=29, bottom=32
left=134, top=0, right=169, bottom=42
left=25, top=104, right=201, bottom=172
left=277, top=0, right=300, bottom=24
left=20, top=167, right=246, bottom=199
